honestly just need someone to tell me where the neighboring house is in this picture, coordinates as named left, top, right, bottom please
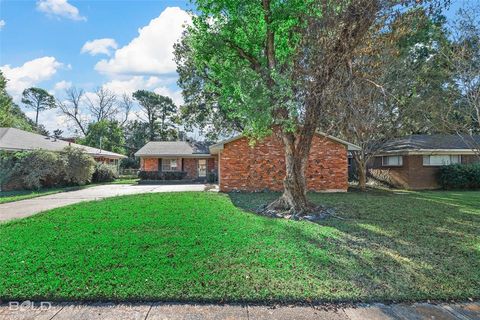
left=0, top=128, right=126, bottom=168
left=135, top=141, right=217, bottom=181
left=136, top=132, right=360, bottom=192
left=369, top=134, right=480, bottom=190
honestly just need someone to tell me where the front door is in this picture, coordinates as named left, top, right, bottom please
left=198, top=159, right=207, bottom=178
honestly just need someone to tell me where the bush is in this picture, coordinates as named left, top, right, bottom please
left=438, top=163, right=480, bottom=189
left=207, top=171, right=218, bottom=183
left=0, top=147, right=96, bottom=190
left=138, top=171, right=187, bottom=180
left=92, top=163, right=118, bottom=183
left=120, top=157, right=140, bottom=169
left=62, top=147, right=96, bottom=186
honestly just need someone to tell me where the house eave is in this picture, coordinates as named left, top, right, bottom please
left=135, top=153, right=213, bottom=158
left=208, top=131, right=361, bottom=153
left=376, top=149, right=479, bottom=156
left=0, top=146, right=126, bottom=159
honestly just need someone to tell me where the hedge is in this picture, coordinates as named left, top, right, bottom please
left=92, top=163, right=118, bottom=183
left=437, top=163, right=480, bottom=189
left=138, top=171, right=187, bottom=181
left=0, top=147, right=96, bottom=190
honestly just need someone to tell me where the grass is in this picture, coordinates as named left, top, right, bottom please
left=0, top=186, right=89, bottom=204
left=0, top=190, right=478, bottom=303
left=109, top=177, right=139, bottom=184
left=0, top=178, right=139, bottom=204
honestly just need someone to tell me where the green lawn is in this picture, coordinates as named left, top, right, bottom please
left=0, top=178, right=138, bottom=204
left=0, top=186, right=88, bottom=204
left=0, top=190, right=478, bottom=303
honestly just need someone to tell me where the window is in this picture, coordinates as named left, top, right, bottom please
left=382, top=156, right=403, bottom=166
left=162, top=158, right=178, bottom=171
left=423, top=155, right=461, bottom=166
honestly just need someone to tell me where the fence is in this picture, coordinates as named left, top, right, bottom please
left=119, top=168, right=139, bottom=177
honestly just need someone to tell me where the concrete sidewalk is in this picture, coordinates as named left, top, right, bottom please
left=0, top=184, right=213, bottom=222
left=0, top=301, right=478, bottom=320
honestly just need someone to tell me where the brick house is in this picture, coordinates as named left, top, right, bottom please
left=210, top=133, right=359, bottom=192
left=135, top=141, right=217, bottom=180
left=135, top=132, right=359, bottom=192
left=369, top=134, right=480, bottom=189
left=0, top=127, right=126, bottom=167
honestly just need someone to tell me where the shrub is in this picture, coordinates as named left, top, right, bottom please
left=0, top=147, right=96, bottom=190
left=438, top=163, right=480, bottom=189
left=138, top=171, right=187, bottom=180
left=0, top=150, right=64, bottom=190
left=92, top=163, right=118, bottom=183
left=61, top=147, right=96, bottom=186
left=207, top=171, right=218, bottom=183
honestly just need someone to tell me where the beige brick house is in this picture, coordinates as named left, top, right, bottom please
left=135, top=133, right=359, bottom=192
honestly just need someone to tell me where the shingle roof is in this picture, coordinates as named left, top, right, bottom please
left=380, top=134, right=480, bottom=152
left=0, top=127, right=126, bottom=158
left=209, top=131, right=361, bottom=153
left=134, top=141, right=211, bottom=157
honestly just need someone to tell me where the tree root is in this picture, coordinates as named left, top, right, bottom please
left=260, top=195, right=332, bottom=221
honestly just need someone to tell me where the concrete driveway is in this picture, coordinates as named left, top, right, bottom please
left=0, top=184, right=215, bottom=223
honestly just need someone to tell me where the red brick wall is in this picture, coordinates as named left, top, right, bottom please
left=140, top=157, right=217, bottom=179
left=219, top=134, right=348, bottom=192
left=370, top=154, right=480, bottom=190
left=183, top=158, right=197, bottom=179
left=208, top=158, right=217, bottom=172
left=141, top=157, right=158, bottom=171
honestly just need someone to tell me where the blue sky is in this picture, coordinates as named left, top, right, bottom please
left=0, top=0, right=473, bottom=132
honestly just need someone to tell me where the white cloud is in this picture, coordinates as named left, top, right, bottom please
left=102, top=76, right=182, bottom=106
left=1, top=56, right=63, bottom=99
left=153, top=86, right=183, bottom=106
left=26, top=108, right=68, bottom=132
left=81, top=38, right=118, bottom=56
left=36, top=0, right=86, bottom=21
left=54, top=80, right=72, bottom=91
left=0, top=20, right=5, bottom=30
left=95, top=7, right=191, bottom=76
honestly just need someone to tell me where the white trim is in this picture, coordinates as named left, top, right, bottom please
left=0, top=146, right=126, bottom=159
left=136, top=153, right=213, bottom=158
left=422, top=154, right=462, bottom=166
left=382, top=155, right=403, bottom=167
left=161, top=158, right=179, bottom=172
left=377, top=149, right=478, bottom=156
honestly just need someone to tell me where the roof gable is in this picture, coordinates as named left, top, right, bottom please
left=209, top=132, right=360, bottom=153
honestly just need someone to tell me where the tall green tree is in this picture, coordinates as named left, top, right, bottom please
left=21, top=87, right=56, bottom=127
left=82, top=120, right=126, bottom=154
left=124, top=120, right=150, bottom=155
left=176, top=0, right=445, bottom=215
left=132, top=90, right=178, bottom=141
left=0, top=71, right=35, bottom=131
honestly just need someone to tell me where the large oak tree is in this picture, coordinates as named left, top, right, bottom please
left=176, top=0, right=446, bottom=215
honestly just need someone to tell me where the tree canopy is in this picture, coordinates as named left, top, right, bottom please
left=0, top=71, right=36, bottom=132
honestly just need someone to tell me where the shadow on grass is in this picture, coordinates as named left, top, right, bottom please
left=228, top=190, right=480, bottom=302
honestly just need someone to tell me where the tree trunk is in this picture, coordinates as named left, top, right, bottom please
left=357, top=161, right=367, bottom=191
left=265, top=129, right=316, bottom=216
left=35, top=109, right=39, bottom=127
